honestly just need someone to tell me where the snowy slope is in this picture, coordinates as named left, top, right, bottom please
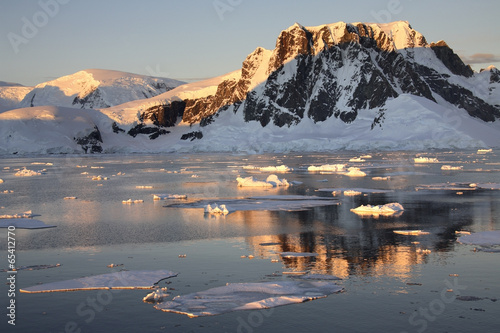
left=17, top=69, right=185, bottom=109
left=0, top=84, right=32, bottom=113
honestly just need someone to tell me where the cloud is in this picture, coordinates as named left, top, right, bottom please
left=461, top=53, right=500, bottom=64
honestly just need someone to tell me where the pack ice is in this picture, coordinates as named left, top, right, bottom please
left=154, top=281, right=343, bottom=317
left=20, top=270, right=178, bottom=293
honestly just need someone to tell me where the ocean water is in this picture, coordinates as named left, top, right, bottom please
left=0, top=150, right=499, bottom=332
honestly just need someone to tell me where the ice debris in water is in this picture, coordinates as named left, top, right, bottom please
left=0, top=179, right=3, bottom=183
left=20, top=270, right=178, bottom=293
left=143, top=287, right=169, bottom=303
left=153, top=194, right=188, bottom=200
left=154, top=281, right=343, bottom=317
left=307, top=164, right=345, bottom=172
left=457, top=230, right=500, bottom=246
left=414, top=157, right=439, bottom=163
left=92, top=175, right=108, bottom=181
left=393, top=230, right=430, bottom=235
left=122, top=199, right=144, bottom=204
left=351, top=203, right=404, bottom=216
left=280, top=252, right=319, bottom=258
left=477, top=149, right=492, bottom=154
left=343, top=190, right=362, bottom=196
left=259, top=165, right=292, bottom=172
left=14, top=168, right=43, bottom=176
left=441, top=165, right=463, bottom=170
left=0, top=218, right=56, bottom=229
left=237, top=174, right=289, bottom=187
left=349, top=157, right=365, bottom=162
left=64, top=196, right=77, bottom=200
left=344, top=167, right=367, bottom=177
left=205, top=204, right=229, bottom=215
left=0, top=210, right=34, bottom=219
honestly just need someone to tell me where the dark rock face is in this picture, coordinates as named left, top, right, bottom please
left=142, top=100, right=186, bottom=127
left=74, top=126, right=103, bottom=153
left=430, top=41, right=474, bottom=78
left=72, top=88, right=110, bottom=109
left=180, top=131, right=203, bottom=141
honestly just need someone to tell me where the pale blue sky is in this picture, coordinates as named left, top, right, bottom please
left=1, top=0, right=499, bottom=86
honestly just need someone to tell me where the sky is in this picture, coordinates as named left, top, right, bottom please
left=1, top=0, right=499, bottom=86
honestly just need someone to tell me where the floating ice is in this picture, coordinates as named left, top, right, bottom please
left=64, top=196, right=77, bottom=200
left=154, top=281, right=343, bottom=317
left=0, top=210, right=34, bottom=219
left=441, top=165, right=463, bottom=170
left=415, top=182, right=477, bottom=192
left=153, top=194, right=188, bottom=200
left=20, top=270, right=178, bottom=293
left=372, top=176, right=390, bottom=181
left=350, top=203, right=404, bottom=216
left=414, top=157, right=439, bottom=163
left=307, top=164, right=345, bottom=172
left=360, top=155, right=372, bottom=159
left=136, top=185, right=154, bottom=189
left=236, top=174, right=289, bottom=187
left=477, top=149, right=493, bottom=154
left=349, top=157, right=365, bottom=162
left=344, top=167, right=366, bottom=177
left=0, top=218, right=55, bottom=229
left=0, top=178, right=3, bottom=183
left=259, top=165, right=292, bottom=172
left=205, top=204, right=229, bottom=215
left=143, top=287, right=169, bottom=303
left=457, top=231, right=500, bottom=246
left=343, top=190, right=362, bottom=196
left=122, top=199, right=144, bottom=204
left=318, top=187, right=393, bottom=195
left=14, top=168, right=43, bottom=176
left=92, top=175, right=108, bottom=181
left=393, top=230, right=430, bottom=235
left=280, top=252, right=319, bottom=258
left=476, top=183, right=500, bottom=190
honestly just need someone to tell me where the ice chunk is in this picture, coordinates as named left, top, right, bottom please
left=153, top=194, right=188, bottom=200
left=14, top=167, right=43, bottom=176
left=318, top=187, right=393, bottom=194
left=64, top=196, right=77, bottom=200
left=136, top=185, right=154, bottom=189
left=372, top=176, right=390, bottom=180
left=343, top=190, right=362, bottom=196
left=0, top=218, right=55, bottom=229
left=205, top=204, right=229, bottom=215
left=236, top=174, right=289, bottom=187
left=307, top=164, right=345, bottom=172
left=0, top=210, right=34, bottom=219
left=280, top=252, right=319, bottom=258
left=344, top=167, right=366, bottom=177
left=351, top=203, right=404, bottom=216
left=414, top=157, right=439, bottom=163
left=477, top=149, right=492, bottom=154
left=415, top=183, right=477, bottom=191
left=349, top=157, right=365, bottom=162
left=122, top=199, right=144, bottom=204
left=91, top=175, right=108, bottom=181
left=457, top=231, right=500, bottom=246
left=154, top=281, right=343, bottom=317
left=143, top=287, right=169, bottom=303
left=393, top=230, right=430, bottom=235
left=0, top=179, right=3, bottom=183
left=441, top=165, right=463, bottom=170
left=20, top=270, right=178, bottom=293
left=259, top=165, right=292, bottom=172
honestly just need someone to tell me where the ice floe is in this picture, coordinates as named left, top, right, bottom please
left=349, top=157, right=365, bottom=162
left=64, top=196, right=77, bottom=200
left=477, top=149, right=493, bottom=154
left=0, top=218, right=55, bottom=229
left=205, top=204, right=229, bottom=215
left=344, top=167, right=366, bottom=177
left=258, top=165, right=292, bottom=172
left=143, top=287, right=169, bottom=303
left=350, top=203, right=404, bottom=216
left=154, top=281, right=343, bottom=317
left=441, top=165, right=463, bottom=170
left=393, top=230, right=430, bottom=236
left=136, top=185, right=154, bottom=189
left=91, top=175, right=109, bottom=181
left=343, top=190, right=362, bottom=196
left=414, top=157, right=439, bottom=163
left=20, top=270, right=178, bottom=293
left=237, top=174, right=289, bottom=187
left=318, top=188, right=393, bottom=195
left=307, top=164, right=345, bottom=172
left=457, top=231, right=500, bottom=246
left=14, top=167, right=44, bottom=176
left=122, top=199, right=144, bottom=204
left=153, top=194, right=188, bottom=200
left=0, top=210, right=35, bottom=219
left=372, top=176, right=390, bottom=181
left=0, top=178, right=3, bottom=183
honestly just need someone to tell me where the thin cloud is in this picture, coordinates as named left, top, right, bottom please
left=461, top=53, right=500, bottom=64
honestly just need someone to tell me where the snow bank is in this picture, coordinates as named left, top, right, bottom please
left=205, top=204, right=229, bottom=215
left=154, top=281, right=343, bottom=317
left=307, top=164, right=345, bottom=172
left=0, top=218, right=55, bottom=229
left=237, top=174, right=289, bottom=187
left=350, top=203, right=404, bottom=216
left=20, top=270, right=178, bottom=293
left=457, top=230, right=500, bottom=246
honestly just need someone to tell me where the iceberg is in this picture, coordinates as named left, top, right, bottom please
left=205, top=204, right=229, bottom=215
left=457, top=231, right=500, bottom=246
left=20, top=270, right=178, bottom=293
left=414, top=157, right=439, bottom=163
left=0, top=218, right=55, bottom=229
left=143, top=287, right=169, bottom=303
left=153, top=194, right=188, bottom=200
left=344, top=167, right=366, bottom=177
left=307, top=164, right=345, bottom=172
left=350, top=203, right=404, bottom=216
left=154, top=281, right=343, bottom=317
left=236, top=174, right=289, bottom=187
left=14, top=167, right=43, bottom=176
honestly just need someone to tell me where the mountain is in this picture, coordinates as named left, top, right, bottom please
left=0, top=21, right=499, bottom=154
left=0, top=83, right=32, bottom=113
left=17, top=69, right=185, bottom=109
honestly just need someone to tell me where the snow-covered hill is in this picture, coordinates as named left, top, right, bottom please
left=0, top=83, right=32, bottom=113
left=0, top=21, right=499, bottom=154
left=17, top=69, right=185, bottom=109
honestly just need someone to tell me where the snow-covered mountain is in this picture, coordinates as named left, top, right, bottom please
left=1, top=21, right=499, bottom=154
left=0, top=82, right=32, bottom=113
left=17, top=69, right=185, bottom=109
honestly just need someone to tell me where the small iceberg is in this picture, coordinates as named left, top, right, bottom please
left=14, top=168, right=43, bottom=177
left=237, top=174, right=289, bottom=187
left=441, top=165, right=463, bottom=171
left=143, top=287, right=169, bottom=303
left=457, top=230, right=500, bottom=246
left=20, top=270, right=178, bottom=293
left=153, top=194, right=188, bottom=200
left=344, top=167, right=366, bottom=177
left=414, top=157, right=439, bottom=163
left=122, top=199, right=144, bottom=204
left=259, top=165, right=292, bottom=172
left=351, top=203, right=404, bottom=217
left=154, top=281, right=343, bottom=317
left=205, top=204, right=229, bottom=215
left=307, top=164, right=345, bottom=172
left=0, top=210, right=35, bottom=219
